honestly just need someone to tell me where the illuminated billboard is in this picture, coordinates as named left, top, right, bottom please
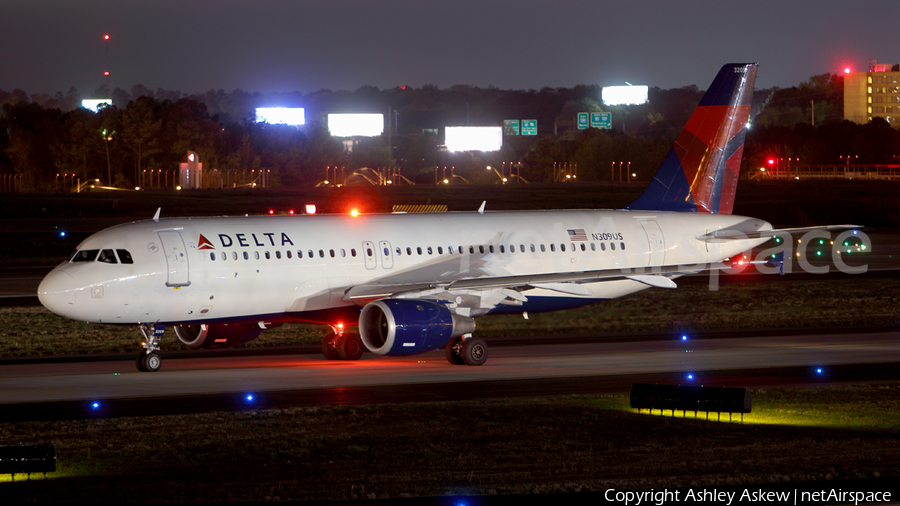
left=327, top=114, right=384, bottom=137
left=601, top=85, right=649, bottom=106
left=444, top=127, right=503, bottom=152
left=81, top=99, right=112, bottom=112
left=256, top=107, right=305, bottom=126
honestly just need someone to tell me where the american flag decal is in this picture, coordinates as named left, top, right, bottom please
left=567, top=229, right=587, bottom=241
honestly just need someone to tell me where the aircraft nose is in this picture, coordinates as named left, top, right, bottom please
left=37, top=270, right=77, bottom=316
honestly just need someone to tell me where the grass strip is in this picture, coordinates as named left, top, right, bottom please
left=1, top=383, right=897, bottom=502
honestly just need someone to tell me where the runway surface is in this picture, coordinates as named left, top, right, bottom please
left=2, top=331, right=898, bottom=421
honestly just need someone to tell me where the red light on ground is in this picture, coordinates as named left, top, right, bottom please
left=103, top=34, right=110, bottom=40
left=350, top=209, right=359, bottom=217
left=103, top=71, right=110, bottom=76
left=268, top=209, right=274, bottom=215
left=767, top=158, right=776, bottom=166
left=289, top=209, right=295, bottom=215
left=844, top=67, right=851, bottom=74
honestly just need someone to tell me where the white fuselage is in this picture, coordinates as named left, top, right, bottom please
left=37, top=209, right=771, bottom=327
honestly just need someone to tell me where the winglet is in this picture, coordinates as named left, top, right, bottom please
left=478, top=201, right=486, bottom=214
left=153, top=208, right=161, bottom=223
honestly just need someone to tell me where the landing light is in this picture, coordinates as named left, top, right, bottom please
left=305, top=204, right=317, bottom=215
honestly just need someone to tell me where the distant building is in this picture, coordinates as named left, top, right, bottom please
left=844, top=60, right=900, bottom=125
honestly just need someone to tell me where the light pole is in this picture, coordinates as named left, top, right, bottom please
left=101, top=128, right=115, bottom=186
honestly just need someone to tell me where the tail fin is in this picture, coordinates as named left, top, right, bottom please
left=626, top=63, right=757, bottom=214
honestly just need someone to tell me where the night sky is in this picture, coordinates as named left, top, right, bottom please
left=2, top=0, right=896, bottom=97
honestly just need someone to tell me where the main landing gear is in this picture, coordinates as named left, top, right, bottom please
left=445, top=334, right=488, bottom=366
left=322, top=324, right=364, bottom=361
left=136, top=323, right=163, bottom=372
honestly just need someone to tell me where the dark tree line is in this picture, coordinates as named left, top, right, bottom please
left=2, top=72, right=898, bottom=193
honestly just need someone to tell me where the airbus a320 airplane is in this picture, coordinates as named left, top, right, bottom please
left=38, top=63, right=831, bottom=372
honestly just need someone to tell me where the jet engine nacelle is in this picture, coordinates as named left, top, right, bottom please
left=174, top=323, right=264, bottom=349
left=359, top=299, right=475, bottom=356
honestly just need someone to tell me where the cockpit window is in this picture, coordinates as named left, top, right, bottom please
left=116, top=249, right=134, bottom=264
left=72, top=250, right=99, bottom=262
left=98, top=249, right=118, bottom=264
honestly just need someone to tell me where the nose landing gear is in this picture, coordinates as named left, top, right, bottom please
left=136, top=323, right=164, bottom=372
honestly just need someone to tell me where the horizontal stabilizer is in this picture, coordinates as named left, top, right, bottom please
left=699, top=224, right=863, bottom=241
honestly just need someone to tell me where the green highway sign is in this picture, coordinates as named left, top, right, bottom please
left=577, top=112, right=589, bottom=129
left=591, top=112, right=611, bottom=129
left=521, top=119, right=537, bottom=135
left=503, top=119, right=520, bottom=135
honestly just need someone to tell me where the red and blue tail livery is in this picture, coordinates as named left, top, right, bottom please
left=626, top=63, right=757, bottom=215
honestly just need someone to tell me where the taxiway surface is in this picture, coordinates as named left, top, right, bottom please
left=2, top=331, right=898, bottom=421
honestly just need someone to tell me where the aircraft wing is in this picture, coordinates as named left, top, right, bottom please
left=342, top=263, right=720, bottom=302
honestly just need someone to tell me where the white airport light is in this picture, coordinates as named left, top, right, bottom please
left=256, top=107, right=305, bottom=126
left=601, top=85, right=649, bottom=106
left=327, top=114, right=384, bottom=137
left=444, top=126, right=503, bottom=152
left=82, top=99, right=112, bottom=112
